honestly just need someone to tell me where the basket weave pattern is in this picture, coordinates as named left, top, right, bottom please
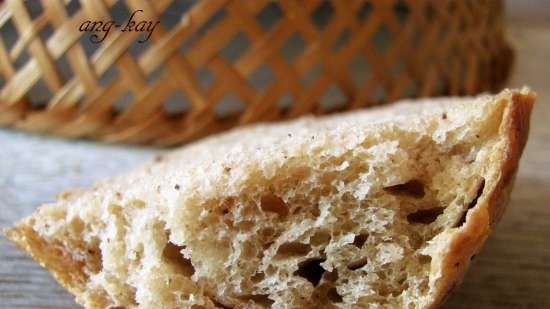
left=0, top=0, right=512, bottom=145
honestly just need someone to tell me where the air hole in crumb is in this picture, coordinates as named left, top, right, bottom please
left=397, top=276, right=407, bottom=285
left=323, top=270, right=338, bottom=282
left=384, top=179, right=425, bottom=198
left=380, top=287, right=402, bottom=298
left=260, top=227, right=275, bottom=238
left=84, top=241, right=102, bottom=273
left=211, top=299, right=232, bottom=309
left=238, top=220, right=255, bottom=230
left=251, top=272, right=265, bottom=283
left=265, top=265, right=276, bottom=276
left=294, top=258, right=326, bottom=286
left=263, top=241, right=274, bottom=250
left=456, top=178, right=485, bottom=227
left=242, top=242, right=256, bottom=258
left=310, top=230, right=331, bottom=246
left=407, top=207, right=444, bottom=224
left=162, top=242, right=194, bottom=276
left=378, top=285, right=392, bottom=297
left=347, top=257, right=369, bottom=270
left=275, top=242, right=311, bottom=258
left=310, top=204, right=321, bottom=217
left=220, top=197, right=236, bottom=215
left=419, top=254, right=432, bottom=265
left=239, top=294, right=273, bottom=307
left=130, top=199, right=146, bottom=209
left=327, top=287, right=343, bottom=302
left=353, top=233, right=369, bottom=248
left=260, top=193, right=288, bottom=217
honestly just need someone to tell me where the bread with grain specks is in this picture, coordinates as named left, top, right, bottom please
left=5, top=89, right=534, bottom=309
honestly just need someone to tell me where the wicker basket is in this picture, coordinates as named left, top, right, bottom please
left=0, top=0, right=513, bottom=145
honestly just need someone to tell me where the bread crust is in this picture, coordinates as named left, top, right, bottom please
left=4, top=89, right=535, bottom=309
left=4, top=208, right=100, bottom=307
left=426, top=90, right=535, bottom=309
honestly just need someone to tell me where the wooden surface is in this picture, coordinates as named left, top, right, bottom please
left=0, top=20, right=549, bottom=309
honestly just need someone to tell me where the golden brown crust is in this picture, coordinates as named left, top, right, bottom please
left=427, top=90, right=535, bottom=309
left=5, top=223, right=88, bottom=296
left=4, top=210, right=113, bottom=309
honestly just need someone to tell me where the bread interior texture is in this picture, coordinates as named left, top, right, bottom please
left=6, top=91, right=529, bottom=309
left=181, top=118, right=493, bottom=309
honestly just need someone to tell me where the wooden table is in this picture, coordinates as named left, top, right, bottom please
left=0, top=20, right=549, bottom=309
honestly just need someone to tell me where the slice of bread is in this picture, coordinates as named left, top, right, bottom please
left=5, top=89, right=534, bottom=309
